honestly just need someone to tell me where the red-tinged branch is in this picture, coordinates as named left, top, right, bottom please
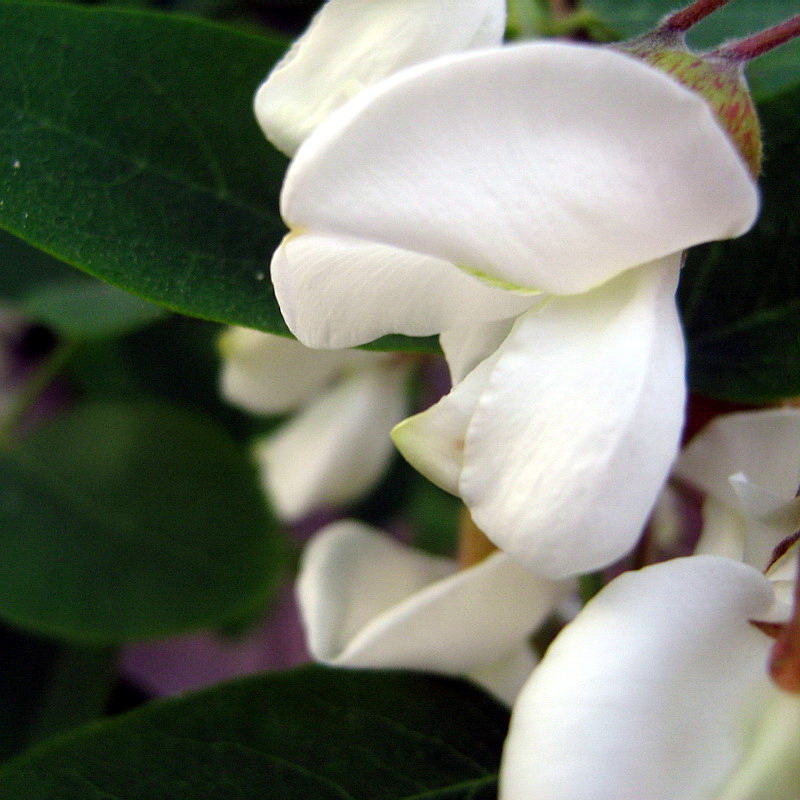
left=768, top=544, right=800, bottom=694
left=660, top=0, right=732, bottom=34
left=712, top=15, right=800, bottom=62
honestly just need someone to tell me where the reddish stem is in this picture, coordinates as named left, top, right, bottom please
left=661, top=0, right=732, bottom=33
left=768, top=545, right=800, bottom=694
left=712, top=15, right=800, bottom=62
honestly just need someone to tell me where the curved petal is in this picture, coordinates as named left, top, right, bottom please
left=674, top=408, right=800, bottom=506
left=219, top=326, right=383, bottom=413
left=500, top=556, right=777, bottom=800
left=440, top=319, right=516, bottom=385
left=297, top=520, right=452, bottom=659
left=284, top=42, right=758, bottom=294
left=467, top=645, right=539, bottom=706
left=254, top=363, right=408, bottom=520
left=647, top=483, right=690, bottom=553
left=296, top=521, right=563, bottom=703
left=272, top=233, right=535, bottom=349
left=392, top=349, right=501, bottom=495
left=717, top=692, right=800, bottom=800
left=460, top=255, right=686, bottom=578
left=730, top=476, right=800, bottom=570
left=695, top=496, right=747, bottom=561
left=255, top=0, right=506, bottom=155
left=765, top=543, right=799, bottom=619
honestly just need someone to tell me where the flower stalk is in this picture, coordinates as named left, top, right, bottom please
left=769, top=546, right=800, bottom=693
left=660, top=0, right=733, bottom=34
left=711, top=14, right=800, bottom=62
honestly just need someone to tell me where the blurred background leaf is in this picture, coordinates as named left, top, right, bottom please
left=0, top=667, right=509, bottom=800
left=0, top=625, right=116, bottom=762
left=0, top=400, right=288, bottom=643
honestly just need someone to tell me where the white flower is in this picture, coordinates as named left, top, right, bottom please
left=255, top=0, right=507, bottom=156
left=296, top=519, right=566, bottom=704
left=499, top=409, right=800, bottom=800
left=500, top=553, right=799, bottom=800
left=219, top=327, right=409, bottom=520
left=271, top=41, right=759, bottom=577
left=674, top=407, right=800, bottom=569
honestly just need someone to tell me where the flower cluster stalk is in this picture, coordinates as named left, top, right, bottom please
left=769, top=549, right=800, bottom=693
left=711, top=14, right=800, bottom=62
left=660, top=0, right=733, bottom=33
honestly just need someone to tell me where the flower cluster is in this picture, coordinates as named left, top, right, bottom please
left=246, top=0, right=800, bottom=796
left=264, top=0, right=758, bottom=578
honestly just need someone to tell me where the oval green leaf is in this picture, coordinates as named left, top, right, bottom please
left=0, top=2, right=437, bottom=354
left=0, top=400, right=286, bottom=643
left=0, top=666, right=508, bottom=799
left=0, top=2, right=289, bottom=334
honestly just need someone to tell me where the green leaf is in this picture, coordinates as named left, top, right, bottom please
left=0, top=666, right=509, bottom=799
left=0, top=625, right=114, bottom=762
left=18, top=644, right=116, bottom=750
left=0, top=400, right=287, bottom=643
left=0, top=2, right=437, bottom=354
left=23, top=277, right=168, bottom=340
left=583, top=0, right=800, bottom=99
left=67, top=317, right=263, bottom=442
left=0, top=1, right=288, bottom=333
left=679, top=85, right=800, bottom=402
left=407, top=477, right=461, bottom=557
left=0, top=230, right=70, bottom=302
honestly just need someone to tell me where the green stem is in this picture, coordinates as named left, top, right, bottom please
left=0, top=338, right=78, bottom=447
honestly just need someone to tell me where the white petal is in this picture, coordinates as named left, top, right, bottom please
left=764, top=542, right=799, bottom=620
left=730, top=475, right=800, bottom=570
left=440, top=319, right=516, bottom=385
left=717, top=691, right=800, bottom=800
left=647, top=483, right=687, bottom=552
left=254, top=363, right=408, bottom=520
left=255, top=0, right=506, bottom=155
left=467, top=644, right=539, bottom=706
left=392, top=349, right=500, bottom=495
left=296, top=521, right=563, bottom=702
left=272, top=233, right=535, bottom=349
left=731, top=476, right=800, bottom=530
left=675, top=408, right=800, bottom=506
left=218, top=327, right=380, bottom=414
left=461, top=256, right=686, bottom=578
left=500, top=556, right=777, bottom=800
left=284, top=41, right=758, bottom=294
left=695, top=496, right=747, bottom=561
